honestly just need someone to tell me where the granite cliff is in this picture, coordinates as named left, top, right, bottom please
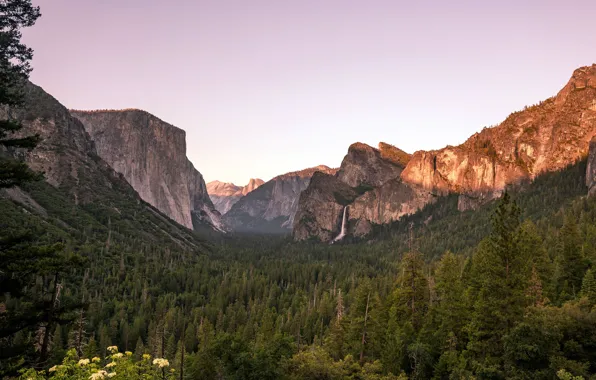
left=293, top=143, right=433, bottom=241
left=224, top=165, right=337, bottom=233
left=207, top=178, right=264, bottom=214
left=295, top=65, right=596, bottom=242
left=0, top=82, right=206, bottom=247
left=403, top=65, right=596, bottom=209
left=71, top=110, right=223, bottom=231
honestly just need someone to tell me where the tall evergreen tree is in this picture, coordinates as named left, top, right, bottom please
left=580, top=268, right=596, bottom=305
left=0, top=0, right=42, bottom=188
left=466, top=192, right=528, bottom=377
left=557, top=214, right=585, bottom=298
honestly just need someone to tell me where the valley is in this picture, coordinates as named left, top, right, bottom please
left=2, top=1, right=596, bottom=379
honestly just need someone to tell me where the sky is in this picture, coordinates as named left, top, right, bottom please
left=22, top=0, right=596, bottom=185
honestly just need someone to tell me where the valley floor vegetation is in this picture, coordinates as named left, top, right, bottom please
left=3, top=166, right=596, bottom=379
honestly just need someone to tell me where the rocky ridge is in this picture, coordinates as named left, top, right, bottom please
left=0, top=82, right=206, bottom=247
left=293, top=143, right=433, bottom=241
left=294, top=65, right=596, bottom=242
left=207, top=178, right=264, bottom=214
left=223, top=165, right=337, bottom=233
left=71, top=110, right=223, bottom=231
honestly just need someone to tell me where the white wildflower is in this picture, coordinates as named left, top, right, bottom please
left=49, top=365, right=58, bottom=372
left=89, top=370, right=107, bottom=380
left=92, top=357, right=101, bottom=363
left=106, top=346, right=118, bottom=353
left=112, top=352, right=124, bottom=359
left=152, top=358, right=170, bottom=368
left=105, top=362, right=116, bottom=368
left=78, top=358, right=90, bottom=366
left=108, top=373, right=116, bottom=378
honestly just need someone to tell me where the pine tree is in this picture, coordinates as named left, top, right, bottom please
left=580, top=269, right=596, bottom=305
left=394, top=252, right=429, bottom=331
left=134, top=337, right=145, bottom=360
left=0, top=0, right=42, bottom=188
left=384, top=251, right=429, bottom=375
left=466, top=192, right=527, bottom=375
left=526, top=265, right=546, bottom=307
left=434, top=251, right=467, bottom=350
left=557, top=214, right=585, bottom=297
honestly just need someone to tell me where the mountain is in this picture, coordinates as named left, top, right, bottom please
left=293, top=143, right=434, bottom=241
left=0, top=82, right=207, bottom=249
left=223, top=165, right=337, bottom=233
left=207, top=178, right=264, bottom=214
left=70, top=109, right=223, bottom=232
left=294, top=64, right=596, bottom=242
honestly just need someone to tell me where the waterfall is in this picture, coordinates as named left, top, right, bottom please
left=332, top=206, right=348, bottom=243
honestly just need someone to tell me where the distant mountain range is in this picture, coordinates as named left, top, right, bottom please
left=3, top=64, right=596, bottom=242
left=207, top=178, right=264, bottom=215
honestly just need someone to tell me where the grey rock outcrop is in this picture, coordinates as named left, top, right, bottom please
left=0, top=82, right=105, bottom=192
left=293, top=142, right=431, bottom=241
left=71, top=110, right=223, bottom=231
left=0, top=81, right=206, bottom=249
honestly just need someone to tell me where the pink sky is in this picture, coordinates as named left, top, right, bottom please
left=23, top=0, right=596, bottom=185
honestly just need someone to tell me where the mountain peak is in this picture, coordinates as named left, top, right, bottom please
left=348, top=142, right=376, bottom=153
left=378, top=142, right=411, bottom=167
left=207, top=178, right=266, bottom=214
left=555, top=63, right=596, bottom=105
left=275, top=165, right=338, bottom=180
left=243, top=178, right=265, bottom=195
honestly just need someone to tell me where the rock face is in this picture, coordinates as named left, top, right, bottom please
left=71, top=110, right=223, bottom=231
left=402, top=64, right=596, bottom=208
left=0, top=82, right=104, bottom=191
left=292, top=172, right=359, bottom=241
left=295, top=65, right=596, bottom=241
left=224, top=165, right=337, bottom=233
left=588, top=136, right=596, bottom=196
left=207, top=178, right=264, bottom=214
left=0, top=81, right=206, bottom=249
left=337, top=142, right=410, bottom=187
left=293, top=142, right=432, bottom=241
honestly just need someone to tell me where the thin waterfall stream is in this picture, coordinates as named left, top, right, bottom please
left=332, top=206, right=348, bottom=243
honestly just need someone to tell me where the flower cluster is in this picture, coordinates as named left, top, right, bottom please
left=152, top=358, right=170, bottom=368
left=19, top=346, right=176, bottom=380
left=89, top=370, right=108, bottom=380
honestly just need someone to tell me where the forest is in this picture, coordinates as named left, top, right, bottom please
left=2, top=1, right=596, bottom=379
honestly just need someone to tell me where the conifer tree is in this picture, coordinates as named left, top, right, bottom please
left=466, top=192, right=527, bottom=375
left=580, top=269, right=596, bottom=305
left=0, top=0, right=42, bottom=188
left=434, top=251, right=467, bottom=346
left=557, top=214, right=585, bottom=297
